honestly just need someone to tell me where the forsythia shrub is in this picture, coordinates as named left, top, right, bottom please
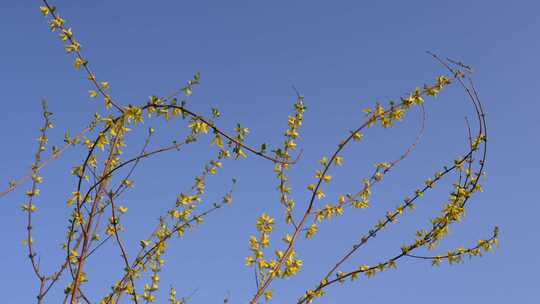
left=2, top=1, right=498, bottom=303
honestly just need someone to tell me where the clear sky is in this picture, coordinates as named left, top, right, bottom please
left=1, top=1, right=538, bottom=303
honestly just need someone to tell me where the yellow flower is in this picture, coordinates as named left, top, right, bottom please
left=49, top=16, right=65, bottom=31
left=26, top=189, right=40, bottom=197
left=65, top=41, right=81, bottom=53
left=32, top=175, right=43, bottom=184
left=104, top=96, right=112, bottom=109
left=21, top=203, right=37, bottom=213
left=260, top=233, right=270, bottom=247
left=60, top=28, right=73, bottom=41
left=211, top=134, right=224, bottom=148
left=437, top=75, right=451, bottom=86
left=264, top=290, right=273, bottom=301
left=256, top=213, right=275, bottom=233
left=352, top=131, right=363, bottom=141
left=285, top=140, right=297, bottom=150
left=305, top=224, right=318, bottom=239
left=316, top=190, right=325, bottom=200
left=282, top=234, right=293, bottom=244
left=245, top=256, right=255, bottom=266
left=40, top=6, right=50, bottom=16
left=315, top=170, right=331, bottom=183
left=189, top=120, right=209, bottom=134
left=412, top=88, right=424, bottom=104
left=391, top=108, right=405, bottom=121
left=74, top=57, right=85, bottom=70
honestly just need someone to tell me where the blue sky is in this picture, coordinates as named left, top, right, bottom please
left=1, top=1, right=538, bottom=303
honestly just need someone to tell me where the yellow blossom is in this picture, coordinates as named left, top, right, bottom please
left=352, top=131, right=363, bottom=141
left=74, top=57, right=85, bottom=70
left=40, top=6, right=50, bottom=16
left=264, top=290, right=273, bottom=301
